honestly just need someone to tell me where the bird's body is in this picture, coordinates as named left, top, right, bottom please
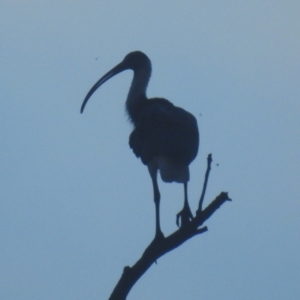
left=129, top=97, right=198, bottom=182
left=81, top=51, right=199, bottom=240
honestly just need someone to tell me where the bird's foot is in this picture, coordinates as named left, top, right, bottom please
left=176, top=205, right=194, bottom=228
left=153, top=228, right=165, bottom=242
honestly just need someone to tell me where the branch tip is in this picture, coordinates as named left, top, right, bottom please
left=220, top=192, right=232, bottom=202
left=207, top=153, right=212, bottom=163
left=195, top=226, right=208, bottom=235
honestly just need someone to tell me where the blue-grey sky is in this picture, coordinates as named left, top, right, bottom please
left=1, top=1, right=299, bottom=299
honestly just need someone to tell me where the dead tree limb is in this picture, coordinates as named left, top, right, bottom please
left=109, top=154, right=231, bottom=300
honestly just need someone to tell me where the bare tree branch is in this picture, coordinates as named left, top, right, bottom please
left=108, top=155, right=231, bottom=300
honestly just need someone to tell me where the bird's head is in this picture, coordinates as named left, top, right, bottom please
left=122, top=51, right=150, bottom=71
left=80, top=51, right=151, bottom=113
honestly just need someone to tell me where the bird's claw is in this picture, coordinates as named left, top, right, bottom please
left=176, top=206, right=194, bottom=227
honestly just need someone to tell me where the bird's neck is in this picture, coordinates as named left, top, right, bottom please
left=126, top=65, right=151, bottom=120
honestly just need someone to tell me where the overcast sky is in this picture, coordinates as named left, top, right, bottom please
left=1, top=1, right=300, bottom=299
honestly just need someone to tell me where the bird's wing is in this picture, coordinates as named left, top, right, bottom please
left=129, top=99, right=199, bottom=166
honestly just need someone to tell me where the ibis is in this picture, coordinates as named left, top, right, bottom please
left=81, top=51, right=199, bottom=240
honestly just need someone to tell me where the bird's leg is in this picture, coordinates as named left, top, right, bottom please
left=176, top=182, right=193, bottom=227
left=148, top=165, right=164, bottom=240
left=152, top=178, right=164, bottom=240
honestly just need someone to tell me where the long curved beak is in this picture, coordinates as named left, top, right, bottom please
left=80, top=61, right=127, bottom=113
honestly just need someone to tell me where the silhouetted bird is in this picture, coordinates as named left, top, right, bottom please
left=81, top=51, right=199, bottom=240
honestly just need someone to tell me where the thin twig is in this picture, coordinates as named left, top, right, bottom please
left=197, top=153, right=212, bottom=213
